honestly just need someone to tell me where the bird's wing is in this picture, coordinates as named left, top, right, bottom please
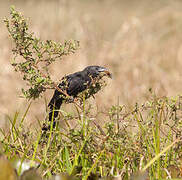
left=67, top=74, right=89, bottom=97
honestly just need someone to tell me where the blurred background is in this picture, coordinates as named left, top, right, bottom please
left=1, top=0, right=182, bottom=127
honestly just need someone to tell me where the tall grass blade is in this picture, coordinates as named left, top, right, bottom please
left=142, top=138, right=180, bottom=172
left=20, top=101, right=32, bottom=127
left=83, top=149, right=105, bottom=180
left=70, top=139, right=87, bottom=175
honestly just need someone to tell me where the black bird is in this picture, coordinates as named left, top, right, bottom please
left=47, top=65, right=112, bottom=128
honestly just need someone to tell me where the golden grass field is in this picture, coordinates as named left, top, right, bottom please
left=1, top=0, right=182, bottom=127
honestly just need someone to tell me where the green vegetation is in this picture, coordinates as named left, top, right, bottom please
left=0, top=7, right=181, bottom=180
left=1, top=94, right=182, bottom=179
left=4, top=6, right=79, bottom=100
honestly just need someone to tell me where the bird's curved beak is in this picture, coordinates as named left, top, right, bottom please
left=98, top=67, right=112, bottom=79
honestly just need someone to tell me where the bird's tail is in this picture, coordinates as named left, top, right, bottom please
left=41, top=90, right=64, bottom=132
left=41, top=94, right=64, bottom=140
left=48, top=95, right=63, bottom=128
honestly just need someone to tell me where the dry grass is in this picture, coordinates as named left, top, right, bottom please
left=1, top=0, right=182, bottom=127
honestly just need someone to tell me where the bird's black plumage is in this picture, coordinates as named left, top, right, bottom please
left=47, top=66, right=112, bottom=128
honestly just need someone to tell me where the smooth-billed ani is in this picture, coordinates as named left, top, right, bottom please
left=46, top=65, right=112, bottom=129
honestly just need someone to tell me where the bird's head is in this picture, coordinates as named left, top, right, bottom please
left=84, top=66, right=112, bottom=79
